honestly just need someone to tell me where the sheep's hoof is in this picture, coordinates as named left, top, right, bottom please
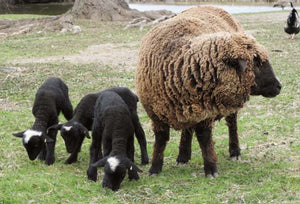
left=204, top=161, right=218, bottom=178
left=176, top=153, right=191, bottom=164
left=176, top=161, right=188, bottom=166
left=149, top=166, right=162, bottom=176
left=230, top=155, right=241, bottom=161
left=229, top=148, right=241, bottom=161
left=206, top=172, right=218, bottom=178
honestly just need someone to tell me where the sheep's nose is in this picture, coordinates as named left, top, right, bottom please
left=277, top=83, right=282, bottom=90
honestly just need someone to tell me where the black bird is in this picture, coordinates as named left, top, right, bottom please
left=284, top=2, right=300, bottom=39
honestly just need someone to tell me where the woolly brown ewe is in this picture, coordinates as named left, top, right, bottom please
left=136, top=6, right=281, bottom=177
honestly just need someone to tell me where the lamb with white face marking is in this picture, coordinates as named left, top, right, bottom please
left=12, top=77, right=73, bottom=165
left=48, top=87, right=148, bottom=166
left=88, top=90, right=142, bottom=191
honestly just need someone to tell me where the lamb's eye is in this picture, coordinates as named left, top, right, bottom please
left=247, top=45, right=252, bottom=49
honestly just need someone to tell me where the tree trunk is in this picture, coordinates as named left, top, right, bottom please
left=67, top=0, right=172, bottom=21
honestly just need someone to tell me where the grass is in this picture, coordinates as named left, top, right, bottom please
left=0, top=11, right=299, bottom=203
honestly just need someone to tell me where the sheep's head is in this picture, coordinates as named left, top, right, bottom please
left=12, top=129, right=53, bottom=160
left=48, top=122, right=90, bottom=153
left=217, top=33, right=282, bottom=98
left=92, top=155, right=142, bottom=191
left=250, top=55, right=282, bottom=98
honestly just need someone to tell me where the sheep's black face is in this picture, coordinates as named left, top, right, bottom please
left=102, top=165, right=126, bottom=191
left=251, top=58, right=282, bottom=98
left=61, top=125, right=77, bottom=153
left=23, top=136, right=44, bottom=160
left=61, top=123, right=86, bottom=153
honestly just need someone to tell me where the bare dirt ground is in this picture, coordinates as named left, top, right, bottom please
left=9, top=42, right=140, bottom=71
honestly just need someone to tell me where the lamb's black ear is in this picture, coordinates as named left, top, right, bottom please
left=91, top=157, right=108, bottom=168
left=79, top=124, right=90, bottom=139
left=42, top=134, right=54, bottom=143
left=48, top=124, right=63, bottom=132
left=12, top=131, right=25, bottom=138
left=237, top=59, right=247, bottom=72
left=124, top=158, right=142, bottom=173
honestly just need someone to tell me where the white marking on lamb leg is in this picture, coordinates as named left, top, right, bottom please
left=107, top=156, right=120, bottom=172
left=24, top=129, right=42, bottom=144
left=63, top=126, right=72, bottom=131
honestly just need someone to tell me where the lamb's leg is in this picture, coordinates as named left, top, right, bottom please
left=176, top=128, right=194, bottom=164
left=149, top=122, right=170, bottom=175
left=132, top=111, right=149, bottom=165
left=87, top=128, right=103, bottom=181
left=127, top=136, right=139, bottom=180
left=225, top=113, right=241, bottom=161
left=45, top=127, right=58, bottom=165
left=65, top=137, right=84, bottom=164
left=195, top=120, right=218, bottom=178
left=38, top=142, right=46, bottom=161
left=61, top=92, right=73, bottom=120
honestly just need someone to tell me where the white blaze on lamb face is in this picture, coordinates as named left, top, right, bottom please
left=107, top=156, right=120, bottom=172
left=24, top=129, right=42, bottom=144
left=63, top=126, right=72, bottom=131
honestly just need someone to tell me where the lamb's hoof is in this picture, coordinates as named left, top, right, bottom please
left=38, top=154, right=46, bottom=161
left=141, top=156, right=149, bottom=165
left=65, top=157, right=77, bottom=164
left=87, top=168, right=97, bottom=182
left=129, top=170, right=140, bottom=181
left=45, top=157, right=55, bottom=165
left=206, top=172, right=219, bottom=178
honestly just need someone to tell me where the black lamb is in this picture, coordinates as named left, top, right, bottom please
left=48, top=87, right=148, bottom=165
left=12, top=77, right=73, bottom=165
left=284, top=3, right=300, bottom=39
left=87, top=90, right=142, bottom=191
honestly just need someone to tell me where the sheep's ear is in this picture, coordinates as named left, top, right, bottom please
left=48, top=124, right=63, bottom=132
left=237, top=59, right=247, bottom=72
left=12, top=131, right=25, bottom=138
left=124, top=158, right=143, bottom=173
left=79, top=124, right=90, bottom=139
left=42, top=134, right=54, bottom=143
left=91, top=157, right=108, bottom=168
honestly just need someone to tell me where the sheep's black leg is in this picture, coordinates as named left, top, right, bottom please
left=225, top=113, right=241, bottom=160
left=176, top=128, right=194, bottom=164
left=65, top=137, right=84, bottom=164
left=87, top=128, right=103, bottom=181
left=61, top=94, right=73, bottom=121
left=132, top=111, right=149, bottom=165
left=127, top=136, right=139, bottom=180
left=45, top=127, right=57, bottom=165
left=195, top=120, right=218, bottom=178
left=149, top=122, right=170, bottom=175
left=38, top=142, right=46, bottom=161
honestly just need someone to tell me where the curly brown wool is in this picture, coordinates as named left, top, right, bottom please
left=136, top=6, right=269, bottom=130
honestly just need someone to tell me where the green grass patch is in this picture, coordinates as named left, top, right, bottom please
left=0, top=11, right=299, bottom=203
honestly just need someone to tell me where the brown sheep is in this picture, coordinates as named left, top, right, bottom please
left=136, top=6, right=281, bottom=177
